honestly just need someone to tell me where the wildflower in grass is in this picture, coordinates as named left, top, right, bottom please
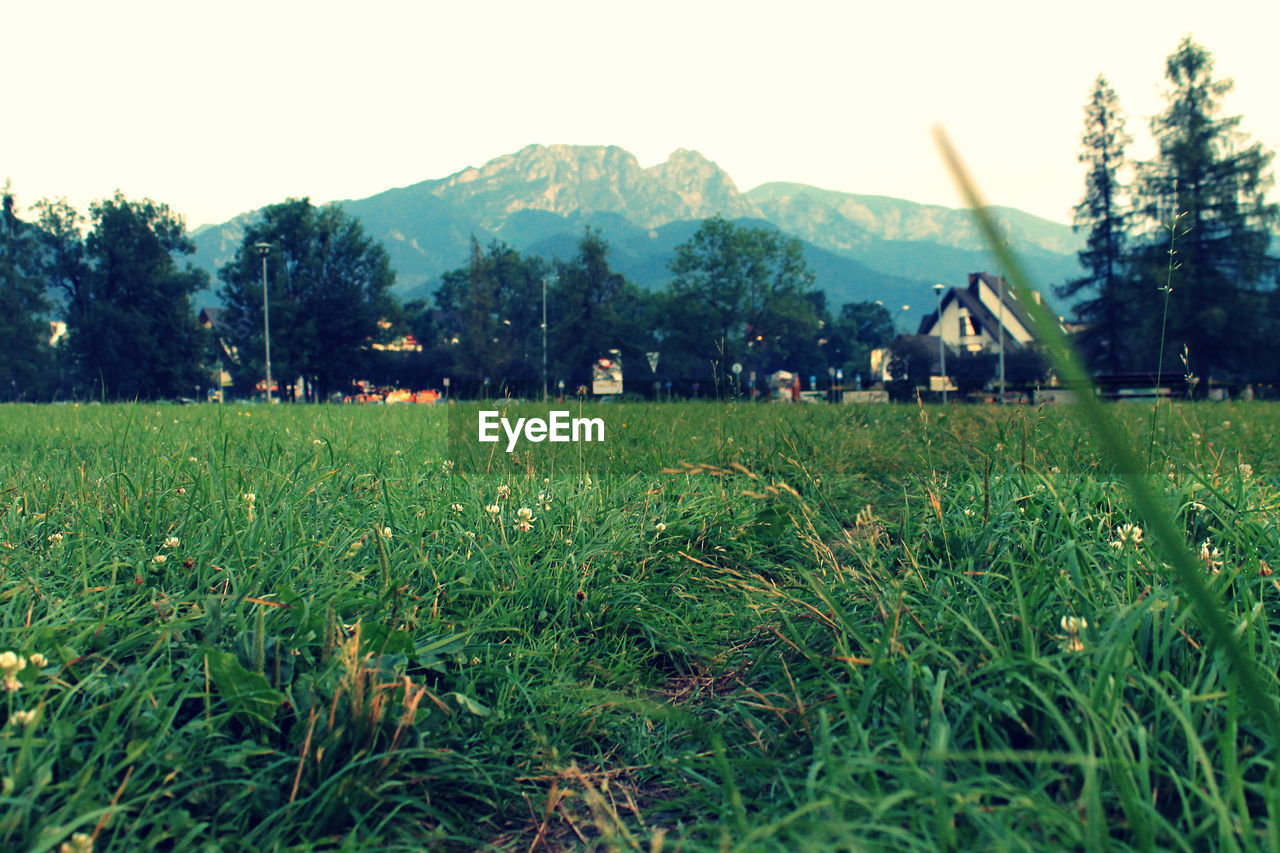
left=152, top=554, right=166, bottom=564
left=163, top=536, right=180, bottom=549
left=1110, top=523, right=1144, bottom=549
left=243, top=492, right=257, bottom=521
left=1050, top=466, right=1061, bottom=475
left=1199, top=539, right=1223, bottom=573
left=4, top=677, right=21, bottom=692
left=1060, top=615, right=1088, bottom=652
left=1259, top=560, right=1274, bottom=577
left=655, top=522, right=667, bottom=533
left=0, top=652, right=24, bottom=673
left=1239, top=463, right=1253, bottom=480
left=484, top=505, right=501, bottom=516
left=441, top=460, right=454, bottom=473
left=47, top=532, right=64, bottom=545
left=28, top=653, right=47, bottom=668
left=450, top=503, right=464, bottom=513
left=380, top=526, right=392, bottom=540
left=177, top=488, right=186, bottom=495
left=9, top=709, right=36, bottom=726
left=188, top=456, right=198, bottom=463
left=496, top=484, right=511, bottom=500
left=312, top=439, right=324, bottom=445
left=59, top=833, right=93, bottom=853
left=514, top=507, right=535, bottom=532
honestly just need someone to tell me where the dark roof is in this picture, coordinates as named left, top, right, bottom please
left=915, top=272, right=1045, bottom=347
left=199, top=306, right=225, bottom=326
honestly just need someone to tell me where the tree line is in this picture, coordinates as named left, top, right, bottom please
left=1062, top=37, right=1279, bottom=389
left=0, top=189, right=895, bottom=401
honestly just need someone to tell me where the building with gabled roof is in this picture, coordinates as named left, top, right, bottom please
left=916, top=272, right=1062, bottom=354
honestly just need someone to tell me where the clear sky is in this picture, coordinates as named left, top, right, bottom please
left=6, top=0, right=1278, bottom=230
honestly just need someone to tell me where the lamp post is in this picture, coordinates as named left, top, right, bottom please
left=542, top=274, right=556, bottom=401
left=255, top=242, right=273, bottom=403
left=997, top=274, right=1007, bottom=402
left=933, top=283, right=947, bottom=404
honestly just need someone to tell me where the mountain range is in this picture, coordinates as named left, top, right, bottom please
left=189, top=144, right=1083, bottom=313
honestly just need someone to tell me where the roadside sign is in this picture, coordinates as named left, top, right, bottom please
left=646, top=352, right=660, bottom=372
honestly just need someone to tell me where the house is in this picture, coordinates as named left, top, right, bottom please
left=916, top=272, right=1062, bottom=354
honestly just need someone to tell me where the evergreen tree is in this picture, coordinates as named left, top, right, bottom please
left=433, top=239, right=548, bottom=396
left=1129, top=37, right=1278, bottom=384
left=1057, top=75, right=1134, bottom=373
left=0, top=187, right=54, bottom=399
left=550, top=228, right=630, bottom=388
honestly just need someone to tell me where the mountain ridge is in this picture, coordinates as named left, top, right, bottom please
left=189, top=144, right=1082, bottom=312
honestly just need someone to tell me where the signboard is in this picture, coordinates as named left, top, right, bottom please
left=646, top=352, right=660, bottom=373
left=841, top=390, right=889, bottom=404
left=591, top=352, right=623, bottom=395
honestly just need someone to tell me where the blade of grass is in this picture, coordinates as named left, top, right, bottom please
left=933, top=126, right=1280, bottom=750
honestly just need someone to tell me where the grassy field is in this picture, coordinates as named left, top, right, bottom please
left=1, top=401, right=1278, bottom=851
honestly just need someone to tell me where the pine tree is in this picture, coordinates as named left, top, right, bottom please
left=1129, top=37, right=1278, bottom=384
left=1057, top=75, right=1133, bottom=373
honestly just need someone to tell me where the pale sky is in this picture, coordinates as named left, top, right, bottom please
left=6, top=0, right=1278, bottom=230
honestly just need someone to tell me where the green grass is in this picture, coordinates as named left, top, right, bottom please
left=0, top=401, right=1277, bottom=851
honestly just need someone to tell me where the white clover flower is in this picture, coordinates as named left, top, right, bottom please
left=9, top=709, right=36, bottom=726
left=152, top=554, right=167, bottom=564
left=1199, top=540, right=1223, bottom=573
left=484, top=505, right=501, bottom=516
left=441, top=460, right=455, bottom=473
left=312, top=439, right=324, bottom=445
left=242, top=493, right=256, bottom=504
left=163, top=536, right=180, bottom=549
left=59, top=833, right=94, bottom=853
left=1110, top=523, right=1144, bottom=549
left=28, top=653, right=47, bottom=668
left=379, top=526, right=392, bottom=540
left=47, top=532, right=64, bottom=545
left=188, top=456, right=199, bottom=463
left=1049, top=466, right=1061, bottom=475
left=538, top=491, right=552, bottom=504
left=1060, top=615, right=1088, bottom=652
left=655, top=522, right=667, bottom=533
left=515, top=507, right=535, bottom=522
left=0, top=652, right=22, bottom=673
left=515, top=520, right=534, bottom=533
left=450, top=503, right=464, bottom=513
left=496, top=485, right=511, bottom=500
left=1060, top=615, right=1088, bottom=633
left=1239, top=463, right=1254, bottom=480
left=3, top=677, right=21, bottom=692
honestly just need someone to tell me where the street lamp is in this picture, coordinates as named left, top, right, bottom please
left=933, top=283, right=947, bottom=404
left=542, top=274, right=557, bottom=401
left=255, top=242, right=273, bottom=403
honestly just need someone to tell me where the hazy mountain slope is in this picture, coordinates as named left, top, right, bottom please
left=188, top=144, right=1082, bottom=310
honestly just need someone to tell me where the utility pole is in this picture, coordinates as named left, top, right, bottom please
left=542, top=274, right=556, bottom=401
left=933, top=283, right=947, bottom=403
left=255, top=242, right=273, bottom=403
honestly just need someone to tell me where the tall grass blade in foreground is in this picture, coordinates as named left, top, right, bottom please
left=934, top=127, right=1280, bottom=753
